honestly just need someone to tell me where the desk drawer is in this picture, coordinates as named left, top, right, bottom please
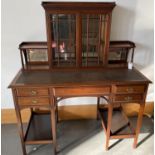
left=54, top=86, right=110, bottom=96
left=18, top=97, right=50, bottom=106
left=114, top=85, right=145, bottom=94
left=16, top=88, right=49, bottom=96
left=113, top=94, right=143, bottom=103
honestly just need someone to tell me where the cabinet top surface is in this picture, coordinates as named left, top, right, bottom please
left=42, top=2, right=116, bottom=12
left=42, top=2, right=116, bottom=7
left=9, top=68, right=151, bottom=88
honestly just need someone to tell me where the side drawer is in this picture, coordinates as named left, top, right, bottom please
left=113, top=94, right=143, bottom=103
left=18, top=97, right=50, bottom=106
left=54, top=86, right=110, bottom=96
left=16, top=88, right=49, bottom=96
left=114, top=85, right=145, bottom=94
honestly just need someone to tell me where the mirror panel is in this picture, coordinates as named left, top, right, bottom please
left=27, top=49, right=48, bottom=62
left=108, top=48, right=128, bottom=64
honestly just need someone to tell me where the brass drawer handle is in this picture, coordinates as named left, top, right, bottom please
left=126, top=88, right=134, bottom=93
left=31, top=90, right=37, bottom=95
left=32, top=100, right=38, bottom=104
left=124, top=96, right=133, bottom=101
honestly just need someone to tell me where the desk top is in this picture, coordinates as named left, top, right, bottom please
left=9, top=68, right=151, bottom=88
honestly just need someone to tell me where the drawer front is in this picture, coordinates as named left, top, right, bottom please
left=114, top=85, right=145, bottom=94
left=113, top=94, right=143, bottom=103
left=18, top=97, right=50, bottom=106
left=16, top=88, right=49, bottom=96
left=54, top=86, right=110, bottom=96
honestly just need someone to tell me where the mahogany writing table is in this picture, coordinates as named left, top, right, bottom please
left=9, top=68, right=151, bottom=155
left=8, top=2, right=152, bottom=155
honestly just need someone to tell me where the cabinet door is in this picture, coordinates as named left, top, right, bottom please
left=50, top=14, right=76, bottom=67
left=82, top=14, right=107, bottom=67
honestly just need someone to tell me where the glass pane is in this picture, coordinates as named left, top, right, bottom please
left=108, top=48, right=127, bottom=64
left=51, top=14, right=76, bottom=67
left=27, top=49, right=48, bottom=62
left=82, top=14, right=106, bottom=66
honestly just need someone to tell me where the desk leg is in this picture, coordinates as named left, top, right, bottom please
left=97, top=97, right=100, bottom=120
left=55, top=98, right=59, bottom=123
left=51, top=97, right=57, bottom=155
left=12, top=89, right=26, bottom=155
left=105, top=103, right=113, bottom=150
left=15, top=109, right=27, bottom=155
left=133, top=102, right=145, bottom=148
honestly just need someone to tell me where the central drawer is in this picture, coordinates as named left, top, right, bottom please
left=16, top=88, right=49, bottom=97
left=18, top=97, right=50, bottom=106
left=54, top=86, right=110, bottom=97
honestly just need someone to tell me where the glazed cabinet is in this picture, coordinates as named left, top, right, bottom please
left=42, top=2, right=115, bottom=68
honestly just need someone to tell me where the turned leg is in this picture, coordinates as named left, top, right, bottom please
left=133, top=102, right=145, bottom=148
left=105, top=103, right=113, bottom=150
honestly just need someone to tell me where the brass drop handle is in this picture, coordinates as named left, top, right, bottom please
left=126, top=88, right=134, bottom=93
left=32, top=100, right=37, bottom=104
left=31, top=90, right=37, bottom=95
left=124, top=96, right=133, bottom=101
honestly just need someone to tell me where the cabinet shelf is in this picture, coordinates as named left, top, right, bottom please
left=99, top=108, right=135, bottom=138
left=19, top=40, right=135, bottom=70
left=24, top=112, right=53, bottom=144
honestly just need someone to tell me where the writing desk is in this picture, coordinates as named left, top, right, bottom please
left=7, top=2, right=152, bottom=155
left=9, top=68, right=151, bottom=155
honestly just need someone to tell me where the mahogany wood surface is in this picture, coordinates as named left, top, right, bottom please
left=42, top=2, right=116, bottom=13
left=113, top=94, right=143, bottom=103
left=19, top=41, right=135, bottom=50
left=114, top=85, right=145, bottom=94
left=16, top=88, right=49, bottom=96
left=17, top=97, right=50, bottom=106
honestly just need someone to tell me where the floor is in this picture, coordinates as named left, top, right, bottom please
left=2, top=116, right=154, bottom=155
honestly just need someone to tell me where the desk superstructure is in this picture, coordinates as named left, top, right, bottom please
left=9, top=2, right=151, bottom=155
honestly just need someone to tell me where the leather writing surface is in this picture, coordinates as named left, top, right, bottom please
left=12, top=68, right=150, bottom=87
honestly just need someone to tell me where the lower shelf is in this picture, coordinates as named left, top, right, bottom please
left=24, top=112, right=53, bottom=144
left=99, top=108, right=135, bottom=138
